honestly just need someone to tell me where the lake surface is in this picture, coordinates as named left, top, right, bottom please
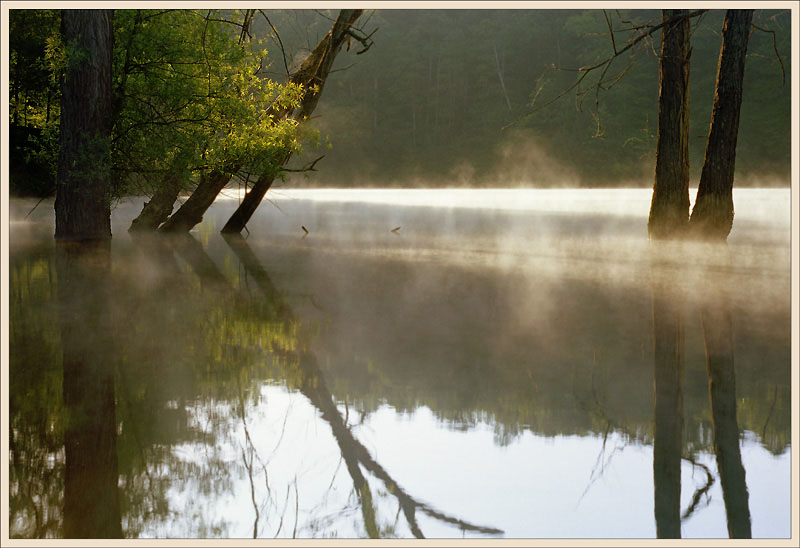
left=6, top=188, right=793, bottom=539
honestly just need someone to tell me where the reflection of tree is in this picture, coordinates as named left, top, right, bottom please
left=696, top=244, right=751, bottom=538
left=224, top=233, right=504, bottom=538
left=649, top=242, right=752, bottom=538
left=649, top=245, right=685, bottom=538
left=55, top=241, right=122, bottom=538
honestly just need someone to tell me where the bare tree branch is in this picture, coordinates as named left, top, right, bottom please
left=503, top=9, right=708, bottom=132
left=751, top=23, right=786, bottom=86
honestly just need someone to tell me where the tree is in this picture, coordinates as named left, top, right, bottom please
left=648, top=10, right=691, bottom=240
left=220, top=9, right=368, bottom=234
left=54, top=10, right=114, bottom=240
left=155, top=9, right=369, bottom=234
left=110, top=9, right=303, bottom=233
left=689, top=10, right=755, bottom=240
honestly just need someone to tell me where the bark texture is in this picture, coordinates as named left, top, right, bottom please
left=648, top=10, right=691, bottom=240
left=689, top=10, right=753, bottom=240
left=220, top=9, right=363, bottom=234
left=55, top=10, right=114, bottom=241
left=128, top=171, right=183, bottom=232
left=157, top=170, right=231, bottom=233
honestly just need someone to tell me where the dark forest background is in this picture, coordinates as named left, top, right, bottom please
left=276, top=9, right=791, bottom=188
left=9, top=9, right=791, bottom=194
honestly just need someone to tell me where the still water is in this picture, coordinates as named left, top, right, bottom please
left=7, top=188, right=793, bottom=539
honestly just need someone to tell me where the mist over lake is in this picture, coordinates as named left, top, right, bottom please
left=8, top=187, right=792, bottom=539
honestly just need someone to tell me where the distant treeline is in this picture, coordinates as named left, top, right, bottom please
left=275, top=9, right=791, bottom=188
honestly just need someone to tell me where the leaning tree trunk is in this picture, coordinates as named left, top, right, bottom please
left=128, top=159, right=189, bottom=232
left=220, top=9, right=363, bottom=235
left=157, top=170, right=231, bottom=233
left=55, top=10, right=114, bottom=241
left=220, top=154, right=290, bottom=234
left=648, top=10, right=691, bottom=240
left=160, top=9, right=363, bottom=235
left=689, top=10, right=753, bottom=240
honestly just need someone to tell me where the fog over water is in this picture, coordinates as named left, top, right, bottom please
left=7, top=188, right=792, bottom=539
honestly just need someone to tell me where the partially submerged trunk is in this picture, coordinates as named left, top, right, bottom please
left=220, top=156, right=288, bottom=235
left=221, top=9, right=363, bottom=235
left=648, top=10, right=691, bottom=240
left=157, top=10, right=363, bottom=235
left=689, top=10, right=753, bottom=240
left=128, top=164, right=187, bottom=232
left=157, top=170, right=231, bottom=233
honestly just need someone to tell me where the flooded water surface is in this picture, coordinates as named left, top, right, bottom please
left=7, top=188, right=793, bottom=539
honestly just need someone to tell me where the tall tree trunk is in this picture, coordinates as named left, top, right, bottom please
left=689, top=10, right=753, bottom=240
left=648, top=10, right=691, bottom=240
left=55, top=10, right=114, bottom=241
left=220, top=9, right=363, bottom=235
left=57, top=241, right=122, bottom=538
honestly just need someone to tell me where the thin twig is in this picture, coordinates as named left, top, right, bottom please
left=751, top=23, right=786, bottom=85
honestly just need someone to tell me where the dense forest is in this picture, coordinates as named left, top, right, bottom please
left=9, top=8, right=791, bottom=199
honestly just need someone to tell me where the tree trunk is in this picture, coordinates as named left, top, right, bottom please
left=220, top=10, right=363, bottom=235
left=157, top=170, right=231, bottom=233
left=220, top=157, right=287, bottom=235
left=128, top=161, right=188, bottom=232
left=54, top=10, right=114, bottom=241
left=689, top=10, right=753, bottom=240
left=648, top=10, right=691, bottom=240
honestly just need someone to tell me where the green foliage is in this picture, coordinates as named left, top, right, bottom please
left=111, top=9, right=305, bottom=197
left=8, top=9, right=307, bottom=198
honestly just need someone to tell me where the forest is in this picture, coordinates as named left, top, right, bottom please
left=9, top=8, right=791, bottom=203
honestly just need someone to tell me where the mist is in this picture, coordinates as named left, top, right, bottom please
left=7, top=185, right=792, bottom=538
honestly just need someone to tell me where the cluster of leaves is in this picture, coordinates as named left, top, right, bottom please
left=8, top=9, right=309, bottom=198
left=111, top=9, right=306, bottom=197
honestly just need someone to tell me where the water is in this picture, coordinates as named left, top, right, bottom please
left=6, top=188, right=792, bottom=539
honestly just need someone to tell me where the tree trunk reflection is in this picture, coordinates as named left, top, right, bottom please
left=222, top=234, right=503, bottom=538
left=649, top=244, right=685, bottom=539
left=56, top=241, right=122, bottom=538
left=698, top=244, right=751, bottom=538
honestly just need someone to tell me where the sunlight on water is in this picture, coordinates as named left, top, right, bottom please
left=218, top=187, right=791, bottom=224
